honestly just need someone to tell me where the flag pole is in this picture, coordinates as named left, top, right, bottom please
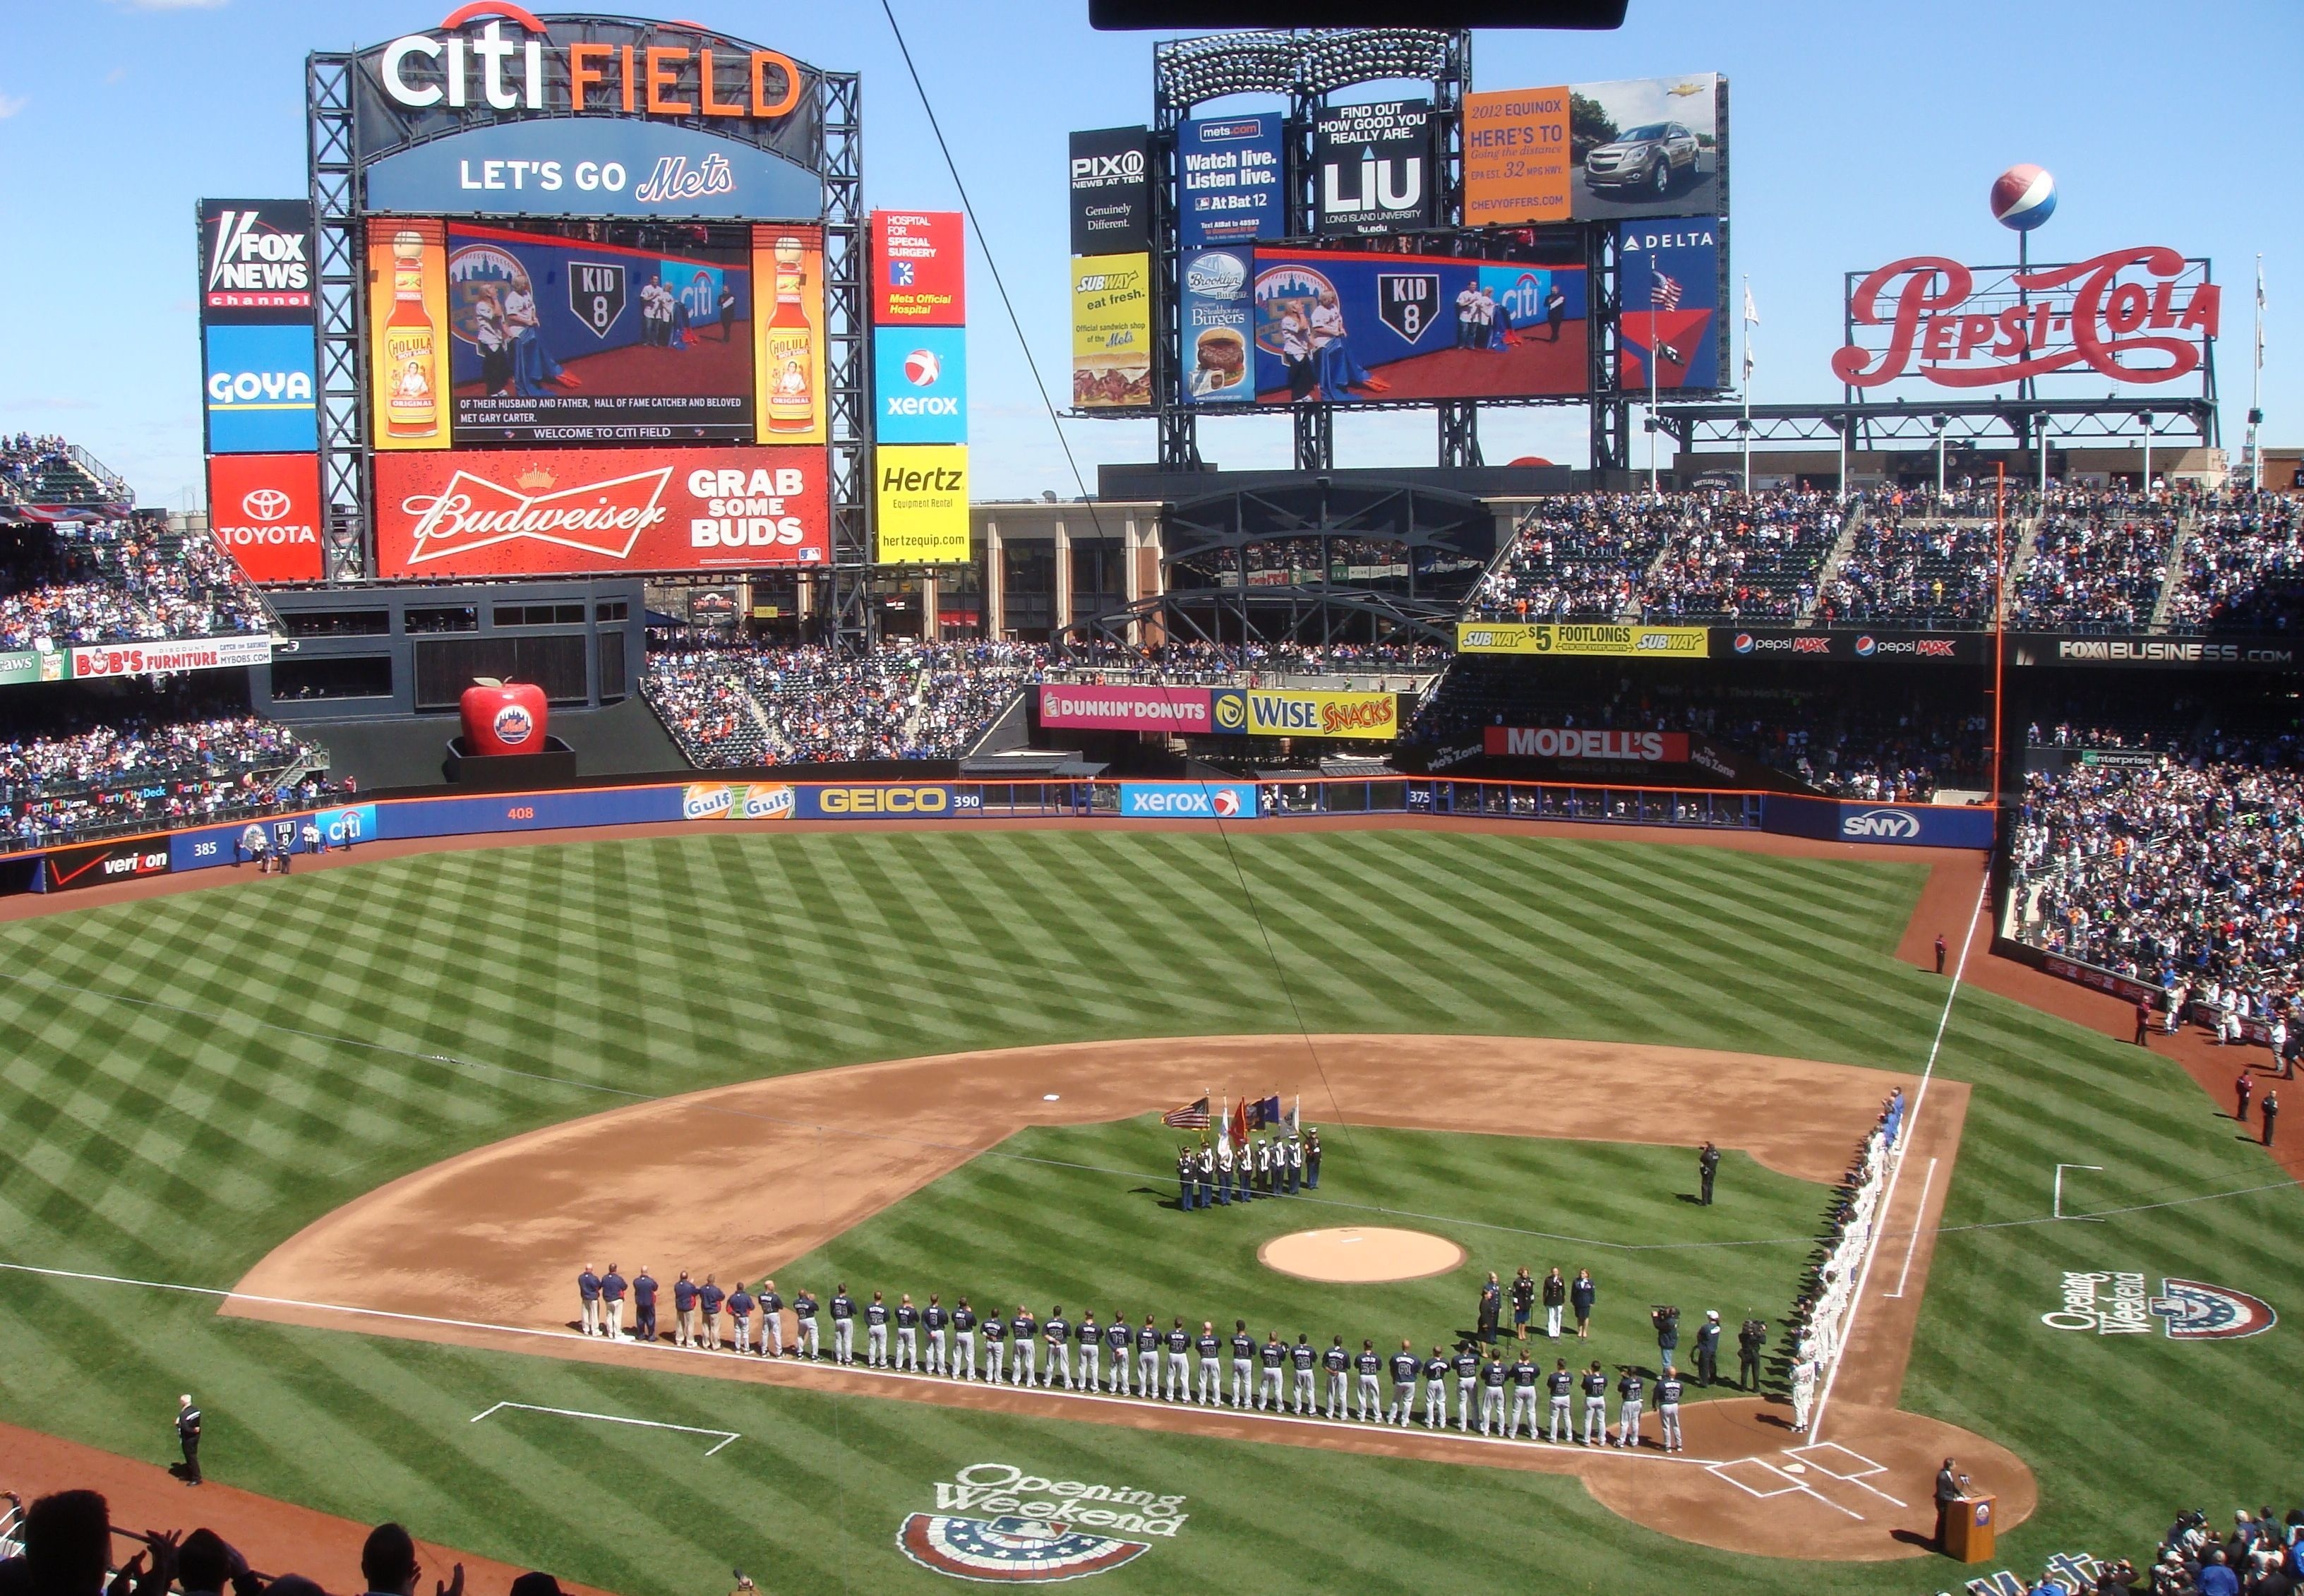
left=2250, top=253, right=2266, bottom=492
left=1741, top=274, right=1753, bottom=497
left=1649, top=251, right=1661, bottom=498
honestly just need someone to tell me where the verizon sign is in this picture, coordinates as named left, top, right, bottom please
left=1835, top=245, right=2218, bottom=390
left=374, top=445, right=829, bottom=577
left=1484, top=726, right=1691, bottom=762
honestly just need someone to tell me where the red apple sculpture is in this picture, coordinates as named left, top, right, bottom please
left=460, top=677, right=548, bottom=756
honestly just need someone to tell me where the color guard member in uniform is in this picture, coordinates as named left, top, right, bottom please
left=1213, top=1136, right=1233, bottom=1205
left=1789, top=1350, right=1818, bottom=1432
left=1304, top=1127, right=1322, bottom=1187
left=1197, top=1322, right=1223, bottom=1405
left=1571, top=1268, right=1597, bottom=1338
left=1286, top=1135, right=1304, bottom=1194
left=949, top=1296, right=977, bottom=1379
left=1324, top=1335, right=1350, bottom=1417
left=1290, top=1333, right=1317, bottom=1413
left=1511, top=1267, right=1536, bottom=1340
left=1581, top=1361, right=1609, bottom=1444
left=1198, top=1141, right=1217, bottom=1208
left=1388, top=1340, right=1420, bottom=1427
left=1542, top=1267, right=1566, bottom=1338
left=1176, top=1146, right=1194, bottom=1211
left=924, top=1292, right=949, bottom=1373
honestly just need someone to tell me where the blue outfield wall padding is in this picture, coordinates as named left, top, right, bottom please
left=1761, top=795, right=1996, bottom=848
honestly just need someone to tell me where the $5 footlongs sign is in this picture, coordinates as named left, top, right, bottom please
left=896, top=1462, right=1189, bottom=1583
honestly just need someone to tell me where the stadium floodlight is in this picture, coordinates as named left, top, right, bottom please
left=1297, top=29, right=1455, bottom=95
left=1154, top=31, right=1303, bottom=107
left=2139, top=411, right=2156, bottom=495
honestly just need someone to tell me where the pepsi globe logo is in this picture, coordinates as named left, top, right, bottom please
left=905, top=348, right=942, bottom=387
left=1991, top=163, right=2056, bottom=231
left=1854, top=635, right=1878, bottom=657
left=493, top=704, right=534, bottom=747
left=1732, top=632, right=1755, bottom=654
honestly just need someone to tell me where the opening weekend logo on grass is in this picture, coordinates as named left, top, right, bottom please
left=898, top=1462, right=1191, bottom=1583
left=2041, top=1271, right=2276, bottom=1339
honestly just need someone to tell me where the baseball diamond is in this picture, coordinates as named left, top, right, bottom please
left=1, top=820, right=2298, bottom=1595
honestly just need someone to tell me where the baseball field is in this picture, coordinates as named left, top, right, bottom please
left=0, top=822, right=2296, bottom=1593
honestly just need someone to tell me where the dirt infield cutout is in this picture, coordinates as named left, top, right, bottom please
left=224, top=1033, right=2024, bottom=1561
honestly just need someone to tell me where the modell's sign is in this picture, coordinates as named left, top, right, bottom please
left=373, top=445, right=829, bottom=577
left=1834, top=246, right=2217, bottom=389
left=366, top=7, right=805, bottom=124
left=199, top=200, right=314, bottom=320
left=1484, top=726, right=1690, bottom=762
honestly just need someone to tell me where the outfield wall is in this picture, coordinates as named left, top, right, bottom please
left=0, top=778, right=1993, bottom=895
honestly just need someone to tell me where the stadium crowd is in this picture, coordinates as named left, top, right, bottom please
left=0, top=1491, right=576, bottom=1596
left=0, top=520, right=269, bottom=651
left=2010, top=733, right=2304, bottom=1047
left=2163, top=491, right=2304, bottom=632
left=1, top=716, right=336, bottom=848
left=2008, top=488, right=2181, bottom=632
left=2131, top=1506, right=2304, bottom=1596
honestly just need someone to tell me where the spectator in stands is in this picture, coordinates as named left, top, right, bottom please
left=361, top=1522, right=460, bottom=1596
left=2, top=717, right=336, bottom=848
left=0, top=520, right=268, bottom=651
left=0, top=1489, right=174, bottom=1596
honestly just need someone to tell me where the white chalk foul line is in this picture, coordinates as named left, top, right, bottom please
left=472, top=1400, right=738, bottom=1455
left=2053, top=1163, right=2105, bottom=1221
left=1883, top=1158, right=1938, bottom=1300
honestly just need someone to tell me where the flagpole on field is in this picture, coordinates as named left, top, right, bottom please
left=2250, top=254, right=2266, bottom=492
left=1648, top=251, right=1661, bottom=498
left=1740, top=276, right=1757, bottom=497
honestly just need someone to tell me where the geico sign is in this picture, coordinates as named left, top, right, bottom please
left=1841, top=808, right=1923, bottom=839
left=377, top=13, right=803, bottom=121
left=817, top=786, right=949, bottom=814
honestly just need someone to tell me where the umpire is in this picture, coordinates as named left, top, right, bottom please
left=175, top=1393, right=203, bottom=1484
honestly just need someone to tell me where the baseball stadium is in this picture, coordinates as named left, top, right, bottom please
left=1, top=6, right=2300, bottom=1596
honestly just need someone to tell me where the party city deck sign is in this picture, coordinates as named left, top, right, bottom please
left=897, top=1462, right=1189, bottom=1583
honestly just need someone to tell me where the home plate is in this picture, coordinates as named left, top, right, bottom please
left=1043, top=1094, right=1060, bottom=1101
left=1782, top=1463, right=1807, bottom=1474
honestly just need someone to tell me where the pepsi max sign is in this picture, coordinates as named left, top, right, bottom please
left=873, top=325, right=968, bottom=444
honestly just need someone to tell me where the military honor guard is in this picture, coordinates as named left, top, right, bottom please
left=1304, top=1127, right=1322, bottom=1187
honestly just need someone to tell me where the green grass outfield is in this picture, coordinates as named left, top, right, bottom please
left=779, top=1118, right=1823, bottom=1397
left=0, top=827, right=2298, bottom=1594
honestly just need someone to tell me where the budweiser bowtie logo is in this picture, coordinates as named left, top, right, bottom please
left=400, top=462, right=674, bottom=564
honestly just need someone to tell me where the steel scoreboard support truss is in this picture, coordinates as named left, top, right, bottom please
left=303, top=40, right=864, bottom=617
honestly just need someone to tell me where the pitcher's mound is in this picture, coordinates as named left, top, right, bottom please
left=1259, top=1227, right=1466, bottom=1283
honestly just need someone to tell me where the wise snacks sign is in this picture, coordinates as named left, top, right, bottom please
left=1834, top=246, right=2218, bottom=390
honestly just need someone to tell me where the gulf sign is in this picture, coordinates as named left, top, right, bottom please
left=207, top=453, right=323, bottom=583
left=1835, top=246, right=2219, bottom=390
left=1209, top=688, right=1399, bottom=740
left=1038, top=684, right=1213, bottom=731
left=374, top=445, right=828, bottom=577
left=1484, top=727, right=1690, bottom=762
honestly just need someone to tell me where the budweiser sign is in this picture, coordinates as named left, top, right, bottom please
left=1833, top=245, right=2219, bottom=390
left=374, top=445, right=829, bottom=577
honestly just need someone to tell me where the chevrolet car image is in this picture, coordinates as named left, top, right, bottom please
left=1584, top=120, right=1700, bottom=196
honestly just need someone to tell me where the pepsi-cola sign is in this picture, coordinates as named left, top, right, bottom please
left=1835, top=246, right=2219, bottom=390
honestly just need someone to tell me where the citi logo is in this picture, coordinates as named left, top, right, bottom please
left=1841, top=809, right=1921, bottom=839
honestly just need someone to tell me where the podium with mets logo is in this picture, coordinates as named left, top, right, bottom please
left=1944, top=1492, right=1996, bottom=1564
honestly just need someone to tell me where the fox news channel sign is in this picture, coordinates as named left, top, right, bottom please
left=199, top=200, right=314, bottom=323
left=872, top=327, right=968, bottom=445
left=347, top=10, right=827, bottom=220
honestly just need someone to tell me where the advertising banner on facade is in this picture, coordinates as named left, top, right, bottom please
left=1482, top=727, right=1691, bottom=761
left=1072, top=254, right=1153, bottom=409
left=1717, top=628, right=1982, bottom=664
left=1312, top=100, right=1435, bottom=236
left=364, top=120, right=822, bottom=222
left=1069, top=127, right=1153, bottom=256
left=68, top=636, right=274, bottom=680
left=368, top=219, right=452, bottom=452
left=872, top=211, right=965, bottom=325
left=1456, top=621, right=1708, bottom=657
left=1117, top=782, right=1259, bottom=819
left=1178, top=248, right=1254, bottom=406
left=443, top=222, right=752, bottom=444
left=2011, top=633, right=2296, bottom=670
left=1177, top=114, right=1286, bottom=247
left=198, top=200, right=316, bottom=323
left=874, top=445, right=970, bottom=563
left=873, top=325, right=968, bottom=445
left=796, top=784, right=973, bottom=819
left=1616, top=217, right=1725, bottom=392
left=1209, top=688, right=1400, bottom=740
left=1463, top=76, right=1724, bottom=224
left=678, top=781, right=798, bottom=822
left=1251, top=251, right=1588, bottom=402
left=375, top=445, right=829, bottom=577
left=1038, top=683, right=1216, bottom=731
left=0, top=650, right=67, bottom=687
left=1761, top=795, right=1996, bottom=849
left=752, top=224, right=827, bottom=445
left=1461, top=90, right=1573, bottom=227
left=42, top=839, right=174, bottom=893
left=203, top=324, right=318, bottom=455
left=206, top=452, right=324, bottom=584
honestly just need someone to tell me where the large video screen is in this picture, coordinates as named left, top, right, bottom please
left=1202, top=245, right=1589, bottom=405
left=444, top=221, right=754, bottom=445
left=1463, top=73, right=1726, bottom=227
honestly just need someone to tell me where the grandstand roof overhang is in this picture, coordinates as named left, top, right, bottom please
left=1658, top=396, right=2216, bottom=450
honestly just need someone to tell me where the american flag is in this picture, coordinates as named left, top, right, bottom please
left=1163, top=1096, right=1211, bottom=1129
left=1651, top=272, right=1683, bottom=311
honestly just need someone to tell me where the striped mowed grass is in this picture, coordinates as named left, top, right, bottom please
left=0, top=827, right=2296, bottom=1595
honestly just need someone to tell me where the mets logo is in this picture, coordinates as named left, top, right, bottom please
left=898, top=1515, right=1151, bottom=1583
left=492, top=704, right=534, bottom=746
left=2149, top=1278, right=2277, bottom=1340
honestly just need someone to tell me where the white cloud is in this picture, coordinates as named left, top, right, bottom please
left=0, top=95, right=25, bottom=120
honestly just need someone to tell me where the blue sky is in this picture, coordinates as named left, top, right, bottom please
left=0, top=0, right=2296, bottom=507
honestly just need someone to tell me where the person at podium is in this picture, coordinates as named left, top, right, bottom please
left=1935, top=1458, right=1962, bottom=1549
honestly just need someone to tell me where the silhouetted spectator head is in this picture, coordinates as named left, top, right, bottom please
left=361, top=1522, right=419, bottom=1596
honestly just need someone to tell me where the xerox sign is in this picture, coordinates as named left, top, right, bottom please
left=207, top=453, right=323, bottom=583
left=374, top=445, right=828, bottom=576
left=1118, top=783, right=1258, bottom=819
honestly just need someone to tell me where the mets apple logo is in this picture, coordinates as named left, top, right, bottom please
left=906, top=348, right=942, bottom=387
left=898, top=1515, right=1150, bottom=1583
left=492, top=704, right=534, bottom=746
left=2150, top=1278, right=2277, bottom=1339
